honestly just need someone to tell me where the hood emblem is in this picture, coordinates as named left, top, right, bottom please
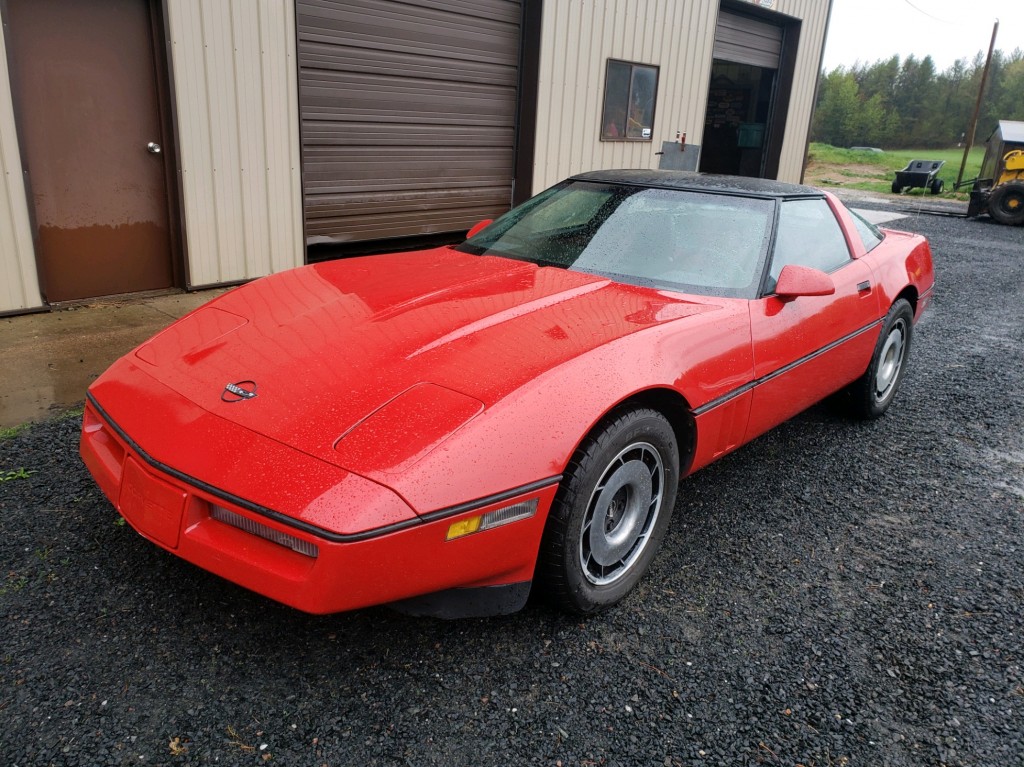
left=222, top=380, right=258, bottom=402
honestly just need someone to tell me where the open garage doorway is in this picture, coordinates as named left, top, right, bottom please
left=700, top=7, right=798, bottom=180
left=700, top=60, right=776, bottom=177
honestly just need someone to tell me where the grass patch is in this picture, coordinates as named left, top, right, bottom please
left=807, top=143, right=986, bottom=198
left=0, top=423, right=29, bottom=441
left=57, top=405, right=85, bottom=422
left=1, top=468, right=36, bottom=482
left=0, top=405, right=84, bottom=441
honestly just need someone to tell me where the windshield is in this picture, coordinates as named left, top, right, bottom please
left=455, top=181, right=775, bottom=298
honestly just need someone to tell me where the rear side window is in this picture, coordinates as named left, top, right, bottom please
left=849, top=208, right=884, bottom=253
left=767, top=199, right=852, bottom=290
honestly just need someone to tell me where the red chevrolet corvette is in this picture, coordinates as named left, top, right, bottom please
left=80, top=171, right=934, bottom=618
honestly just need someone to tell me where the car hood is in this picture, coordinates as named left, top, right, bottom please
left=127, top=247, right=717, bottom=475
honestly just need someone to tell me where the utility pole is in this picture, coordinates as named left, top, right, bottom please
left=957, top=20, right=999, bottom=189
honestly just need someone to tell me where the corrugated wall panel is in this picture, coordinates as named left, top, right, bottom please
left=774, top=0, right=830, bottom=182
left=297, top=0, right=521, bottom=243
left=532, top=0, right=829, bottom=192
left=166, top=0, right=303, bottom=287
left=533, top=0, right=719, bottom=193
left=0, top=17, right=43, bottom=313
left=259, top=0, right=304, bottom=274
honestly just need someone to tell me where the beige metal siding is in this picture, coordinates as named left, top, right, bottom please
left=166, top=0, right=303, bottom=287
left=533, top=0, right=719, bottom=193
left=532, top=0, right=829, bottom=191
left=773, top=0, right=830, bottom=182
left=297, top=0, right=521, bottom=243
left=0, top=18, right=43, bottom=313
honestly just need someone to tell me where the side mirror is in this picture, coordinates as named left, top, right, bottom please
left=466, top=219, right=493, bottom=239
left=774, top=264, right=836, bottom=299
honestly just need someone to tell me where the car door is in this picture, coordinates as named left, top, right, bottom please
left=745, top=197, right=881, bottom=442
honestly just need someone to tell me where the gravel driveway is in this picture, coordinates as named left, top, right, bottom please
left=2, top=211, right=1022, bottom=767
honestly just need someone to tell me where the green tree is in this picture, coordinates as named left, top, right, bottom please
left=854, top=55, right=900, bottom=111
left=893, top=55, right=937, bottom=144
left=813, top=69, right=865, bottom=146
left=988, top=50, right=1024, bottom=125
left=855, top=93, right=887, bottom=146
left=813, top=47, right=1022, bottom=149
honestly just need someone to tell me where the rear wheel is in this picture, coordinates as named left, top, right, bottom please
left=842, top=299, right=914, bottom=419
left=929, top=178, right=944, bottom=195
left=538, top=408, right=679, bottom=614
left=988, top=181, right=1024, bottom=226
left=891, top=181, right=902, bottom=194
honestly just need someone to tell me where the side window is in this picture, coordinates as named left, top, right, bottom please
left=849, top=208, right=884, bottom=253
left=768, top=199, right=852, bottom=289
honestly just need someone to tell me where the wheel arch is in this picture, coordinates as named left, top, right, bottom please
left=574, top=387, right=697, bottom=478
left=895, top=284, right=918, bottom=315
left=537, top=385, right=690, bottom=613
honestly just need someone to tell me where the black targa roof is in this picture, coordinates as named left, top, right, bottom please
left=570, top=169, right=824, bottom=200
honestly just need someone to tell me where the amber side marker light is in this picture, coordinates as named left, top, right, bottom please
left=445, top=499, right=538, bottom=541
left=210, top=505, right=319, bottom=558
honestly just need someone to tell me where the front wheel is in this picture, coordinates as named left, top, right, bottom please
left=842, top=298, right=914, bottom=419
left=537, top=408, right=679, bottom=614
left=989, top=182, right=1024, bottom=226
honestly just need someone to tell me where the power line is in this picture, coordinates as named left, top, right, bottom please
left=901, top=0, right=954, bottom=24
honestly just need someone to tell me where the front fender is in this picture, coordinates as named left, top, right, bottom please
left=391, top=303, right=753, bottom=512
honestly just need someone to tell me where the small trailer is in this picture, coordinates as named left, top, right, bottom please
left=892, top=159, right=945, bottom=195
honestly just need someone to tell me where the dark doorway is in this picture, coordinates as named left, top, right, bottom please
left=5, top=0, right=177, bottom=302
left=699, top=61, right=777, bottom=177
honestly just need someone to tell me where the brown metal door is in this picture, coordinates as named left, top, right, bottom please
left=5, top=0, right=175, bottom=302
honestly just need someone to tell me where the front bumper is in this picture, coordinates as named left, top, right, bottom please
left=80, top=397, right=557, bottom=615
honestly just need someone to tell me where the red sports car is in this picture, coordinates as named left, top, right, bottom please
left=80, top=171, right=934, bottom=618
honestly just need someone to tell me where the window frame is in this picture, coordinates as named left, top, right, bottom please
left=599, top=59, right=659, bottom=142
left=761, top=197, right=855, bottom=296
left=847, top=208, right=885, bottom=254
left=457, top=180, right=776, bottom=299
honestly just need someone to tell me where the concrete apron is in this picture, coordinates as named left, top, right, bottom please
left=0, top=289, right=228, bottom=429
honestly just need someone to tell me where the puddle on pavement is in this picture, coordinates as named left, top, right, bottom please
left=0, top=290, right=226, bottom=429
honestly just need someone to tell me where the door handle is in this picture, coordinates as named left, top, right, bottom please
left=857, top=280, right=871, bottom=293
left=147, top=142, right=162, bottom=154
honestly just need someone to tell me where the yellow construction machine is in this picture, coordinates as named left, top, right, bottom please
left=966, top=120, right=1024, bottom=226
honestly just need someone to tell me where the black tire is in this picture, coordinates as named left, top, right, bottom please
left=930, top=178, right=944, bottom=195
left=842, top=299, right=914, bottom=419
left=891, top=181, right=902, bottom=194
left=538, top=408, right=679, bottom=614
left=988, top=182, right=1024, bottom=226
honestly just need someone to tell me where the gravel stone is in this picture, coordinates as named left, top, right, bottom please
left=1, top=210, right=1022, bottom=766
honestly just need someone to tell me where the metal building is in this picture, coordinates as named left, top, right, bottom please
left=0, top=0, right=832, bottom=315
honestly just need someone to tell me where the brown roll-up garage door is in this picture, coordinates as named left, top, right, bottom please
left=297, top=0, right=522, bottom=244
left=712, top=10, right=782, bottom=69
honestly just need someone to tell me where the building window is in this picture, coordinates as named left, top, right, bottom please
left=601, top=59, right=659, bottom=141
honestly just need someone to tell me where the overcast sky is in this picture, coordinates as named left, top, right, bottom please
left=821, top=0, right=1023, bottom=72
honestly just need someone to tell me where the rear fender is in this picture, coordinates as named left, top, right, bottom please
left=865, top=233, right=934, bottom=318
